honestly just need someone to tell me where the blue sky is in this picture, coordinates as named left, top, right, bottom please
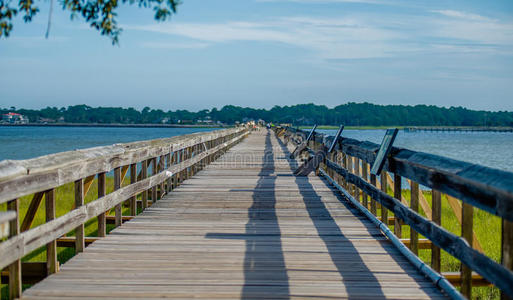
left=1, top=0, right=513, bottom=111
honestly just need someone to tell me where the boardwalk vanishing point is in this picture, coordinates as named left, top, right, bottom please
left=22, top=129, right=444, bottom=299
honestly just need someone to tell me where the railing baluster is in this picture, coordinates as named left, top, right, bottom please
left=74, top=178, right=85, bottom=253
left=346, top=155, right=354, bottom=197
left=7, top=198, right=21, bottom=300
left=370, top=173, right=377, bottom=216
left=502, top=219, right=513, bottom=300
left=393, top=174, right=402, bottom=237
left=158, top=155, right=165, bottom=199
left=431, top=189, right=441, bottom=272
left=353, top=157, right=360, bottom=202
left=361, top=162, right=368, bottom=209
left=130, top=164, right=137, bottom=216
left=340, top=153, right=347, bottom=189
left=151, top=158, right=158, bottom=203
left=97, top=172, right=107, bottom=237
left=45, top=188, right=58, bottom=275
left=172, top=151, right=178, bottom=189
left=142, top=159, right=149, bottom=209
left=114, top=167, right=122, bottom=227
left=380, top=172, right=388, bottom=224
left=166, top=153, right=172, bottom=193
left=410, top=181, right=419, bottom=255
left=461, top=202, right=474, bottom=298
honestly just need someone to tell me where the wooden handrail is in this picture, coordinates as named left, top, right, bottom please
left=0, top=126, right=250, bottom=299
left=280, top=126, right=513, bottom=298
left=286, top=127, right=513, bottom=222
left=0, top=127, right=246, bottom=204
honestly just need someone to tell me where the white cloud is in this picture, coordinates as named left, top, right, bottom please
left=128, top=8, right=513, bottom=61
left=432, top=10, right=492, bottom=22
left=130, top=17, right=405, bottom=59
left=430, top=10, right=513, bottom=46
left=256, top=0, right=388, bottom=3
left=140, top=42, right=210, bottom=49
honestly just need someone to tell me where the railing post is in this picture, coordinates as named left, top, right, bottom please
left=393, top=174, right=402, bottom=237
left=75, top=178, right=85, bottom=253
left=431, top=189, right=441, bottom=272
left=502, top=219, right=513, bottom=300
left=172, top=151, right=178, bottom=189
left=166, top=153, right=172, bottom=193
left=97, top=172, right=107, bottom=237
left=114, top=167, right=122, bottom=227
left=461, top=202, right=473, bottom=298
left=370, top=174, right=377, bottom=216
left=353, top=157, right=360, bottom=202
left=341, top=153, right=348, bottom=189
left=7, top=198, right=21, bottom=300
left=159, top=155, right=165, bottom=199
left=45, top=188, right=58, bottom=275
left=130, top=164, right=137, bottom=216
left=361, top=162, right=369, bottom=209
left=410, top=181, right=419, bottom=255
left=187, top=147, right=192, bottom=178
left=181, top=149, right=186, bottom=182
left=142, top=160, right=149, bottom=209
left=346, top=155, right=354, bottom=196
left=151, top=158, right=158, bottom=203
left=380, top=172, right=388, bottom=224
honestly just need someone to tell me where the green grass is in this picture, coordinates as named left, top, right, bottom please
left=369, top=188, right=501, bottom=299
left=1, top=178, right=502, bottom=299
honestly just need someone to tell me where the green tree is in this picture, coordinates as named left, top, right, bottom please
left=0, top=0, right=181, bottom=44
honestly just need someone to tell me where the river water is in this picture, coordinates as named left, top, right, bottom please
left=0, top=126, right=511, bottom=173
left=0, top=126, right=218, bottom=161
left=319, top=129, right=513, bottom=172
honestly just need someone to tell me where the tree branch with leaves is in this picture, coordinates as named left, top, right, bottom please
left=0, top=0, right=181, bottom=44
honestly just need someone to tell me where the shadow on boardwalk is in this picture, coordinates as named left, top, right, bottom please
left=275, top=135, right=387, bottom=298
left=241, top=130, right=290, bottom=299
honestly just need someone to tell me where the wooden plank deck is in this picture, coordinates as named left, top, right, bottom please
left=23, top=129, right=446, bottom=299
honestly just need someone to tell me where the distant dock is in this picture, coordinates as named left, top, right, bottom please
left=404, top=126, right=513, bottom=133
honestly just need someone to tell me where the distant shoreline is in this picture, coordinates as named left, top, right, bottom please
left=299, top=125, right=513, bottom=131
left=0, top=123, right=229, bottom=129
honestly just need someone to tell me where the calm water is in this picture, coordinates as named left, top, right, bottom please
left=319, top=129, right=513, bottom=173
left=0, top=126, right=219, bottom=161
left=0, top=127, right=512, bottom=173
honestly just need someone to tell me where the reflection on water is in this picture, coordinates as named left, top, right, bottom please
left=319, top=129, right=513, bottom=173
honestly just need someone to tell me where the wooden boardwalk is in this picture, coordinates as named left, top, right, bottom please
left=24, top=129, right=446, bottom=299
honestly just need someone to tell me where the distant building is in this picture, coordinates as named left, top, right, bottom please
left=156, top=117, right=170, bottom=124
left=197, top=117, right=214, bottom=125
left=1, top=112, right=29, bottom=124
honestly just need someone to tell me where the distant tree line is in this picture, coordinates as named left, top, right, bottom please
left=2, top=103, right=513, bottom=126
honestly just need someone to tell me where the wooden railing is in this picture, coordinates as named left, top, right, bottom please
left=278, top=126, right=513, bottom=299
left=0, top=126, right=249, bottom=299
